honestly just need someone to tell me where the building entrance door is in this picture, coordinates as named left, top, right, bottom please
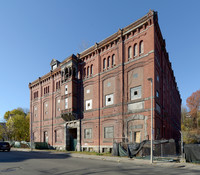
left=134, top=131, right=141, bottom=143
left=44, top=131, right=48, bottom=143
left=69, top=128, right=77, bottom=151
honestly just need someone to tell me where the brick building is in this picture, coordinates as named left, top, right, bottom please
left=29, top=10, right=181, bottom=152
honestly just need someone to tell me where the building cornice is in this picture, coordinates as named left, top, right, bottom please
left=79, top=10, right=156, bottom=58
left=29, top=10, right=156, bottom=88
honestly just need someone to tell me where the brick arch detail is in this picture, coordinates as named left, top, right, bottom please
left=125, top=114, right=148, bottom=140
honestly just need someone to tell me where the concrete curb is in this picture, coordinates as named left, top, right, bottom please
left=11, top=148, right=200, bottom=170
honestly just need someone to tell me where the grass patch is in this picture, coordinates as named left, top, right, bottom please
left=26, top=147, right=112, bottom=156
left=68, top=151, right=112, bottom=156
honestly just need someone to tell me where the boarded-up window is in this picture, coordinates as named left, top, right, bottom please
left=84, top=128, right=92, bottom=139
left=44, top=131, right=48, bottom=143
left=44, top=101, right=49, bottom=119
left=128, top=46, right=132, bottom=59
left=104, top=126, right=114, bottom=138
left=105, top=94, right=114, bottom=106
left=56, top=98, right=60, bottom=117
left=87, top=66, right=90, bottom=77
left=134, top=44, right=137, bottom=57
left=103, top=58, right=106, bottom=70
left=65, top=85, right=68, bottom=95
left=57, top=99, right=60, bottom=110
left=34, top=106, right=37, bottom=117
left=128, top=102, right=144, bottom=112
left=139, top=40, right=144, bottom=54
left=112, top=54, right=115, bottom=66
left=130, top=86, right=142, bottom=100
left=133, top=73, right=138, bottom=79
left=107, top=56, right=110, bottom=68
left=52, top=64, right=57, bottom=70
left=55, top=129, right=62, bottom=143
left=90, top=64, right=93, bottom=75
left=65, top=98, right=68, bottom=109
left=131, top=124, right=143, bottom=129
left=86, top=99, right=92, bottom=110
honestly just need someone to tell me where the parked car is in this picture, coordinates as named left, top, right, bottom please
left=0, top=142, right=11, bottom=152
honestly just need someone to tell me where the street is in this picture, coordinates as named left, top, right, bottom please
left=0, top=150, right=199, bottom=175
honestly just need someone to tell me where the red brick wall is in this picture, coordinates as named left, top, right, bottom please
left=29, top=11, right=181, bottom=151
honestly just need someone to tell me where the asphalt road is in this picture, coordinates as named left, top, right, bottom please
left=0, top=150, right=200, bottom=175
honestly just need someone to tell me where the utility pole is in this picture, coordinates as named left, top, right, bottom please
left=148, top=78, right=153, bottom=163
left=30, top=112, right=33, bottom=151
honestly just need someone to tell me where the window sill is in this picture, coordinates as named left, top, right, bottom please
left=103, top=140, right=113, bottom=143
left=105, top=103, right=114, bottom=107
left=85, top=109, right=92, bottom=111
left=83, top=140, right=94, bottom=143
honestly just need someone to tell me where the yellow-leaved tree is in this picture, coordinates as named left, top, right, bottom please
left=4, top=108, right=30, bottom=141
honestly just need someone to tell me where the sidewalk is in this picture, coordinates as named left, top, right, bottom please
left=12, top=148, right=200, bottom=171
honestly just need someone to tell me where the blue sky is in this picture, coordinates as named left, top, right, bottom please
left=0, top=0, right=199, bottom=121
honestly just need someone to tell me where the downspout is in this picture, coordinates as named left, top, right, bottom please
left=119, top=29, right=125, bottom=141
left=51, top=71, right=54, bottom=147
left=96, top=43, right=101, bottom=153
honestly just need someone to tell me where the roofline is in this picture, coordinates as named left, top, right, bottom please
left=79, top=10, right=156, bottom=58
left=29, top=10, right=156, bottom=88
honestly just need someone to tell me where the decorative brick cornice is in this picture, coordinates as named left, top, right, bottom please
left=79, top=10, right=156, bottom=59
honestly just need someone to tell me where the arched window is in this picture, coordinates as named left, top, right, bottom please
left=134, top=44, right=137, bottom=57
left=69, top=67, right=72, bottom=76
left=65, top=68, right=69, bottom=78
left=90, top=64, right=93, bottom=75
left=103, top=58, right=106, bottom=70
left=84, top=68, right=86, bottom=78
left=139, top=40, right=144, bottom=54
left=112, top=54, right=115, bottom=67
left=73, top=67, right=76, bottom=77
left=87, top=66, right=89, bottom=77
left=107, top=56, right=110, bottom=68
left=128, top=46, right=132, bottom=59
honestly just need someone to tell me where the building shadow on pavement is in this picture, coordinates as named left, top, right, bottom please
left=0, top=150, right=71, bottom=163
